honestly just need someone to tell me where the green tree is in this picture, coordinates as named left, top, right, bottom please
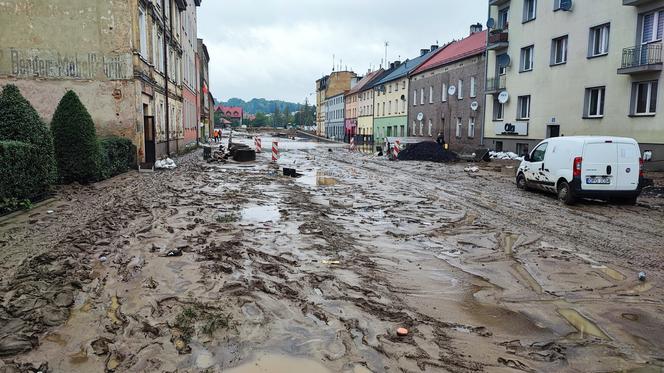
left=51, top=91, right=101, bottom=184
left=273, top=106, right=280, bottom=128
left=0, top=84, right=56, bottom=193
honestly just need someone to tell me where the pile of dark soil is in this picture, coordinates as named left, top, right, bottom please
left=397, top=141, right=459, bottom=163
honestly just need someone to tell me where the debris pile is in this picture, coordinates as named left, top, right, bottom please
left=397, top=141, right=459, bottom=163
left=155, top=158, right=177, bottom=169
left=489, top=151, right=523, bottom=161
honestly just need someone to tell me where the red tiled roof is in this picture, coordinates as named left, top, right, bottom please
left=412, top=30, right=487, bottom=75
left=215, top=105, right=243, bottom=119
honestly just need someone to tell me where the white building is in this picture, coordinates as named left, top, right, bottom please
left=484, top=0, right=664, bottom=169
left=325, top=93, right=345, bottom=141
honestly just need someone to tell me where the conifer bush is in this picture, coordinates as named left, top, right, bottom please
left=99, top=136, right=137, bottom=180
left=50, top=90, right=101, bottom=184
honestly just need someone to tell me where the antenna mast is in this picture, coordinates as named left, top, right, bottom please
left=384, top=41, right=389, bottom=66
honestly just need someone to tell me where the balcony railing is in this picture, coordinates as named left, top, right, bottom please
left=621, top=44, right=662, bottom=69
left=486, top=75, right=506, bottom=93
left=487, top=31, right=509, bottom=50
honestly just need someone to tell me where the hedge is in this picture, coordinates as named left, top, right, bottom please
left=0, top=141, right=48, bottom=201
left=99, top=137, right=137, bottom=180
left=51, top=91, right=101, bottom=184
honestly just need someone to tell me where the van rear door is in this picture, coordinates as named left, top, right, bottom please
left=582, top=141, right=618, bottom=191
left=616, top=142, right=640, bottom=191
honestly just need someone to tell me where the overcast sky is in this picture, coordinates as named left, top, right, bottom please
left=198, top=1, right=486, bottom=104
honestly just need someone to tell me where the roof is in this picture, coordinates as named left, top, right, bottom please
left=412, top=30, right=487, bottom=75
left=346, top=70, right=383, bottom=96
left=215, top=106, right=243, bottom=118
left=374, top=50, right=438, bottom=86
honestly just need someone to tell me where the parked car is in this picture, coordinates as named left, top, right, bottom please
left=516, top=136, right=643, bottom=205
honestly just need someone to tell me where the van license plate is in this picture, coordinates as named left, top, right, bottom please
left=586, top=177, right=611, bottom=185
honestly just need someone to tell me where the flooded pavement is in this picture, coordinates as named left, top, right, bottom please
left=1, top=135, right=664, bottom=372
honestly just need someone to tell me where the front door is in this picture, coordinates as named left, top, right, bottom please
left=547, top=125, right=560, bottom=138
left=144, top=115, right=156, bottom=164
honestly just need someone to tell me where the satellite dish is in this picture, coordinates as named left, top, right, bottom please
left=417, top=112, right=424, bottom=121
left=471, top=101, right=479, bottom=111
left=498, top=91, right=509, bottom=104
left=448, top=85, right=457, bottom=96
left=497, top=54, right=511, bottom=67
left=560, top=0, right=572, bottom=11
left=487, top=17, right=496, bottom=29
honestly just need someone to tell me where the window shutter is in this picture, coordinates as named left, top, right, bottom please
left=643, top=13, right=654, bottom=43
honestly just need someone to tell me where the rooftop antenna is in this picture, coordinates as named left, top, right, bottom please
left=332, top=54, right=335, bottom=72
left=384, top=41, right=389, bottom=66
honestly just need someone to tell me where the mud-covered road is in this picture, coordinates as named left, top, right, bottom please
left=1, top=136, right=663, bottom=373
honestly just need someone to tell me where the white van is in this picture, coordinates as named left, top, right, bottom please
left=516, top=136, right=643, bottom=205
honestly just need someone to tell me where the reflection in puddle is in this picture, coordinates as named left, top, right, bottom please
left=224, top=354, right=330, bottom=373
left=297, top=170, right=338, bottom=186
left=241, top=205, right=280, bottom=223
left=558, top=308, right=610, bottom=340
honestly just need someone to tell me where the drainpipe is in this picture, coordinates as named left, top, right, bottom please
left=162, top=0, right=170, bottom=156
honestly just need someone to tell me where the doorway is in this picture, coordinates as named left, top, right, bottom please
left=547, top=125, right=560, bottom=138
left=144, top=109, right=156, bottom=164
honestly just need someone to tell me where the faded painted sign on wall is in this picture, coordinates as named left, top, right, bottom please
left=0, top=48, right=132, bottom=80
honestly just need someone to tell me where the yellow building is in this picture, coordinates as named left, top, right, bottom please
left=315, top=71, right=357, bottom=136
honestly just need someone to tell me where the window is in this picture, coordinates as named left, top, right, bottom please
left=396, top=99, right=399, bottom=113
left=458, top=80, right=463, bottom=100
left=389, top=84, right=392, bottom=93
left=642, top=10, right=664, bottom=44
left=631, top=81, right=658, bottom=115
left=589, top=24, right=610, bottom=57
left=394, top=83, right=398, bottom=92
left=401, top=99, right=406, bottom=112
left=139, top=8, right=148, bottom=58
left=413, top=90, right=417, bottom=106
left=420, top=88, right=425, bottom=105
left=442, top=83, right=448, bottom=102
left=470, top=77, right=476, bottom=98
left=517, top=95, right=531, bottom=120
left=520, top=45, right=534, bottom=72
left=157, top=32, right=164, bottom=72
left=429, top=86, right=434, bottom=103
left=468, top=118, right=476, bottom=138
left=388, top=101, right=391, bottom=115
left=584, top=87, right=605, bottom=118
left=498, top=7, right=510, bottom=29
left=402, top=81, right=406, bottom=90
left=494, top=99, right=504, bottom=120
left=516, top=143, right=530, bottom=157
left=531, top=143, right=548, bottom=162
left=551, top=36, right=568, bottom=65
left=456, top=117, right=462, bottom=138
left=497, top=54, right=508, bottom=75
left=382, top=102, right=385, bottom=116
left=495, top=141, right=503, bottom=152
left=523, top=0, right=536, bottom=22
left=427, top=119, right=433, bottom=136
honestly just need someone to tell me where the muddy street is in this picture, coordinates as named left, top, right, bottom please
left=1, top=136, right=664, bottom=373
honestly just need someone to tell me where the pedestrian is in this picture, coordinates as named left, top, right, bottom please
left=436, top=132, right=446, bottom=147
left=214, top=130, right=219, bottom=143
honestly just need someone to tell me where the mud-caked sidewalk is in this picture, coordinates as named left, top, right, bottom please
left=1, top=140, right=664, bottom=372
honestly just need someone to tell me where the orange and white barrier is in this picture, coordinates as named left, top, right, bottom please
left=254, top=137, right=262, bottom=153
left=392, top=139, right=401, bottom=160
left=272, top=141, right=279, bottom=162
left=350, top=137, right=356, bottom=152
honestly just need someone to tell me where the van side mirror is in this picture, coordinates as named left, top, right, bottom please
left=523, top=154, right=531, bottom=162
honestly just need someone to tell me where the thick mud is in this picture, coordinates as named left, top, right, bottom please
left=1, top=135, right=663, bottom=372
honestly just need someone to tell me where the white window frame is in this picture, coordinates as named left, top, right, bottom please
left=420, top=88, right=425, bottom=105
left=585, top=86, right=605, bottom=118
left=494, top=99, right=504, bottom=121
left=551, top=35, right=568, bottom=65
left=468, top=118, right=476, bottom=138
left=442, top=83, right=448, bottom=102
left=632, top=81, right=658, bottom=115
left=470, top=76, right=476, bottom=98
left=413, top=90, right=417, bottom=106
left=517, top=95, right=531, bottom=120
left=520, top=45, right=534, bottom=72
left=429, top=86, right=434, bottom=104
left=139, top=7, right=148, bottom=58
left=523, top=0, right=537, bottom=22
left=642, top=10, right=663, bottom=44
left=458, top=80, right=464, bottom=100
left=589, top=24, right=610, bottom=57
left=456, top=117, right=462, bottom=138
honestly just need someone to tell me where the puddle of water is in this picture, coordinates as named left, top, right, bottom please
left=558, top=308, right=610, bottom=340
left=224, top=354, right=330, bottom=373
left=592, top=265, right=626, bottom=281
left=107, top=296, right=122, bottom=325
left=501, top=233, right=519, bottom=256
left=512, top=263, right=543, bottom=294
left=297, top=170, right=338, bottom=186
left=241, top=205, right=280, bottom=223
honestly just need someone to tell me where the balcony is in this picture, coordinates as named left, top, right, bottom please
left=485, top=76, right=506, bottom=94
left=618, top=44, right=663, bottom=75
left=489, top=0, right=511, bottom=6
left=623, top=0, right=658, bottom=6
left=487, top=30, right=509, bottom=50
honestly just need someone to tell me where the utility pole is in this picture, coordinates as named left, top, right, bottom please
left=162, top=0, right=170, bottom=156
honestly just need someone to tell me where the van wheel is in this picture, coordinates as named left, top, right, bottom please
left=557, top=181, right=576, bottom=205
left=516, top=173, right=530, bottom=191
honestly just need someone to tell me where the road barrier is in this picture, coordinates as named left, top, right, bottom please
left=272, top=141, right=279, bottom=162
left=254, top=137, right=262, bottom=153
left=350, top=137, right=356, bottom=152
left=393, top=139, right=401, bottom=160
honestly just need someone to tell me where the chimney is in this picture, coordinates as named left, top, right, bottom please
left=430, top=45, right=439, bottom=51
left=390, top=62, right=395, bottom=69
left=393, top=60, right=401, bottom=67
left=420, top=48, right=429, bottom=56
left=470, top=23, right=483, bottom=35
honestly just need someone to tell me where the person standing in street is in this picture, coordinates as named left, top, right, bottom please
left=436, top=132, right=445, bottom=148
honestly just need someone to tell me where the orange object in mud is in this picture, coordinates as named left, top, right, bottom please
left=397, top=327, right=409, bottom=336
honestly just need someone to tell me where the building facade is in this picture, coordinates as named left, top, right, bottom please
left=197, top=39, right=212, bottom=139
left=484, top=0, right=664, bottom=169
left=181, top=0, right=201, bottom=148
left=325, top=93, right=345, bottom=141
left=357, top=69, right=386, bottom=145
left=409, top=28, right=487, bottom=151
left=315, top=71, right=358, bottom=136
left=0, top=0, right=203, bottom=165
left=373, top=51, right=436, bottom=149
left=215, top=105, right=243, bottom=127
left=345, top=70, right=382, bottom=143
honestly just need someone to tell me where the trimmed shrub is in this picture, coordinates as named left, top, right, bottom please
left=99, top=136, right=137, bottom=180
left=0, top=84, right=57, bottom=187
left=0, top=141, right=45, bottom=201
left=51, top=90, right=101, bottom=184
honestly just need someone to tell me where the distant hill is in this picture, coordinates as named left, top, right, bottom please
left=215, top=98, right=302, bottom=114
